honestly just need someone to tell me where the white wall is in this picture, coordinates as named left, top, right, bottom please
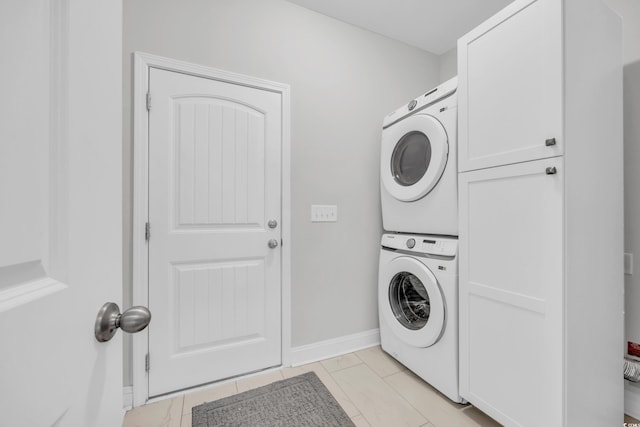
left=439, top=47, right=458, bottom=82
left=122, top=0, right=441, bottom=384
left=603, top=0, right=640, bottom=342
left=602, top=0, right=640, bottom=413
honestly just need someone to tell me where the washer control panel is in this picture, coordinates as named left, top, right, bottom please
left=418, top=238, right=456, bottom=257
left=381, top=233, right=457, bottom=257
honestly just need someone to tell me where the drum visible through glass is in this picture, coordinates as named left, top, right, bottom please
left=391, top=131, right=432, bottom=187
left=389, top=271, right=431, bottom=330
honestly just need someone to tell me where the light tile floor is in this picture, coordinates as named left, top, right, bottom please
left=123, top=346, right=636, bottom=427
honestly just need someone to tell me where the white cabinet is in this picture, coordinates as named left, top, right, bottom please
left=459, top=158, right=563, bottom=426
left=458, top=0, right=563, bottom=173
left=458, top=0, right=624, bottom=426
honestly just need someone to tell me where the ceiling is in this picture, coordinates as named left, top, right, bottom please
left=284, top=0, right=514, bottom=55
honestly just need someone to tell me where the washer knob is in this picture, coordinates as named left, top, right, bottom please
left=406, top=238, right=416, bottom=249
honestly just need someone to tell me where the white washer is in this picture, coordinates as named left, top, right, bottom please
left=381, top=77, right=457, bottom=235
left=378, top=232, right=464, bottom=403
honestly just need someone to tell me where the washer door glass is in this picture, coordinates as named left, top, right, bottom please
left=389, top=272, right=430, bottom=330
left=379, top=255, right=445, bottom=348
left=391, top=131, right=432, bottom=187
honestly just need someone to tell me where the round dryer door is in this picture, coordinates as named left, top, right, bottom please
left=379, top=256, right=445, bottom=348
left=381, top=114, right=449, bottom=202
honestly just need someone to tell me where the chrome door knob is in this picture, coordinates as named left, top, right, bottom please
left=268, top=219, right=278, bottom=229
left=95, top=302, right=151, bottom=342
left=268, top=239, right=279, bottom=249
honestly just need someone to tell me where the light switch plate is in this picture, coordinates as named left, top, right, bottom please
left=311, top=205, right=337, bottom=222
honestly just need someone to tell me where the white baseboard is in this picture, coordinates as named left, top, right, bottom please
left=124, top=329, right=380, bottom=409
left=123, top=386, right=133, bottom=410
left=626, top=380, right=640, bottom=419
left=290, top=328, right=380, bottom=366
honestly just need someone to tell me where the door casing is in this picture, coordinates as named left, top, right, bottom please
left=131, top=52, right=292, bottom=406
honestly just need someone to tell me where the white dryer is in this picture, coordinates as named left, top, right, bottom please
left=378, top=233, right=463, bottom=403
left=381, top=77, right=457, bottom=235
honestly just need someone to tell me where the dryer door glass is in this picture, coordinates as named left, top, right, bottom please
left=381, top=113, right=448, bottom=202
left=391, top=131, right=432, bottom=186
left=389, top=271, right=430, bottom=330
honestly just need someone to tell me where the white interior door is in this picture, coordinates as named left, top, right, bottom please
left=0, top=1, right=123, bottom=426
left=147, top=67, right=283, bottom=396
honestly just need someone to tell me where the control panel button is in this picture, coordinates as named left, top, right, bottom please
left=406, top=238, right=416, bottom=249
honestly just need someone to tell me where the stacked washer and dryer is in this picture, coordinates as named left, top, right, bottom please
left=378, top=77, right=464, bottom=403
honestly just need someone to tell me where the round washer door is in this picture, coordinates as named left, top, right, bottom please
left=379, top=256, right=445, bottom=348
left=381, top=114, right=448, bottom=202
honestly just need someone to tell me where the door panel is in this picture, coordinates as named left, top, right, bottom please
left=458, top=0, right=563, bottom=172
left=174, top=260, right=265, bottom=350
left=148, top=68, right=282, bottom=396
left=0, top=0, right=122, bottom=426
left=458, top=157, right=563, bottom=426
left=173, top=100, right=265, bottom=228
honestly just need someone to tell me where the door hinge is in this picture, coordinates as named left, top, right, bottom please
left=145, top=353, right=150, bottom=372
left=146, top=92, right=151, bottom=111
left=145, top=222, right=151, bottom=241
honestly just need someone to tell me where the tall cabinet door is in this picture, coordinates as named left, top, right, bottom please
left=457, top=0, right=563, bottom=173
left=458, top=157, right=563, bottom=426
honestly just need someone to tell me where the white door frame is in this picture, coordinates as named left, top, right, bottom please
left=131, top=52, right=291, bottom=406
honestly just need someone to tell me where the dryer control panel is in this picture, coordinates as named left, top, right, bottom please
left=381, top=233, right=457, bottom=257
left=383, top=76, right=457, bottom=129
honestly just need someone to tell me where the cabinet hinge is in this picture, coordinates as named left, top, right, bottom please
left=146, top=92, right=151, bottom=111
left=145, top=353, right=150, bottom=372
left=145, top=222, right=151, bottom=241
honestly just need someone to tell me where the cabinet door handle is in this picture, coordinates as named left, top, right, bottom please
left=546, top=166, right=557, bottom=175
left=545, top=138, right=557, bottom=147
